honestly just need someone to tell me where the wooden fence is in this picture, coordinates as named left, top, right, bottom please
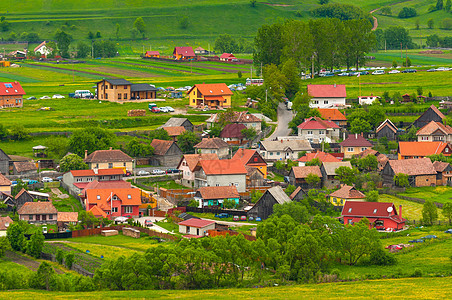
left=207, top=229, right=256, bottom=241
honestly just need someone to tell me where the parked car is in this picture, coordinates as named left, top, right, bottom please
left=159, top=107, right=169, bottom=113
left=166, top=168, right=180, bottom=174
left=338, top=72, right=349, bottom=76
left=264, top=178, right=274, bottom=185
left=27, top=96, right=37, bottom=100
left=151, top=107, right=160, bottom=113
left=372, top=70, right=385, bottom=75
left=42, top=177, right=53, bottom=183
left=137, top=170, right=150, bottom=176
left=28, top=180, right=38, bottom=185
left=215, top=213, right=229, bottom=219
left=166, top=106, right=175, bottom=112
left=52, top=94, right=65, bottom=99
left=145, top=220, right=154, bottom=227
left=40, top=96, right=51, bottom=99
left=421, top=235, right=437, bottom=239
left=359, top=71, right=370, bottom=75
left=240, top=216, right=247, bottom=221
left=56, top=176, right=63, bottom=181
left=233, top=215, right=240, bottom=221
left=284, top=176, right=290, bottom=183
left=255, top=217, right=262, bottom=222
left=436, top=67, right=448, bottom=71
left=151, top=169, right=165, bottom=175
left=408, top=239, right=424, bottom=243
left=402, top=69, right=417, bottom=73
left=125, top=171, right=132, bottom=177
left=426, top=68, right=437, bottom=72
left=445, top=229, right=452, bottom=234
left=388, top=70, right=400, bottom=74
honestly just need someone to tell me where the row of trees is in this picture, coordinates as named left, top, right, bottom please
left=214, top=34, right=253, bottom=54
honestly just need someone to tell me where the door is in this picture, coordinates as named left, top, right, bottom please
left=36, top=214, right=40, bottom=221
left=42, top=215, right=47, bottom=221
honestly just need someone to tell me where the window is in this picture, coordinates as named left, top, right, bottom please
left=4, top=83, right=13, bottom=88
left=319, top=130, right=324, bottom=135
left=313, top=100, right=319, bottom=104
left=323, top=101, right=328, bottom=105
left=276, top=152, right=280, bottom=155
left=112, top=196, right=118, bottom=200
left=118, top=93, right=122, bottom=100
left=361, top=148, right=366, bottom=152
left=333, top=197, right=337, bottom=203
left=373, top=209, right=377, bottom=214
left=110, top=84, right=113, bottom=89
left=127, top=194, right=131, bottom=199
left=270, top=152, right=273, bottom=156
left=347, top=147, right=353, bottom=152
left=307, top=130, right=313, bottom=135
left=29, top=215, right=33, bottom=220
left=124, top=93, right=127, bottom=99
left=421, top=136, right=428, bottom=141
left=97, top=195, right=101, bottom=200
left=234, top=183, right=239, bottom=187
left=123, top=162, right=126, bottom=167
left=96, top=164, right=99, bottom=168
left=49, top=214, right=53, bottom=220
left=108, top=163, right=113, bottom=169
left=105, top=93, right=108, bottom=99
left=446, top=148, right=449, bottom=153
left=112, top=207, right=118, bottom=213
left=253, top=157, right=258, bottom=162
left=216, top=183, right=220, bottom=186
left=348, top=208, right=352, bottom=213
left=124, top=206, right=133, bottom=214
left=105, top=85, right=108, bottom=89
left=375, top=220, right=384, bottom=226
left=124, top=85, right=127, bottom=89
left=76, top=178, right=83, bottom=182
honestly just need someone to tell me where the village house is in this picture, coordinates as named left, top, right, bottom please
left=194, top=186, right=240, bottom=208
left=328, top=185, right=366, bottom=207
left=416, top=121, right=452, bottom=143
left=1, top=192, right=15, bottom=211
left=232, top=148, right=267, bottom=178
left=0, top=82, right=25, bottom=108
left=355, top=149, right=389, bottom=171
left=297, top=116, right=341, bottom=143
left=288, top=166, right=322, bottom=189
left=85, top=187, right=142, bottom=220
left=0, top=173, right=11, bottom=195
left=194, top=138, right=230, bottom=159
left=13, top=161, right=37, bottom=175
left=397, top=141, right=452, bottom=160
left=308, top=84, right=346, bottom=109
left=320, top=161, right=353, bottom=189
left=177, top=153, right=219, bottom=187
left=206, top=111, right=262, bottom=132
left=220, top=53, right=237, bottom=62
left=188, top=83, right=233, bottom=108
left=163, top=126, right=186, bottom=141
left=245, top=166, right=265, bottom=187
left=80, top=180, right=131, bottom=199
left=376, top=119, right=398, bottom=141
left=220, top=123, right=247, bottom=145
left=358, top=95, right=380, bottom=105
left=289, top=186, right=308, bottom=201
left=193, top=159, right=247, bottom=192
left=62, top=169, right=125, bottom=195
left=341, top=201, right=406, bottom=231
left=297, top=151, right=340, bottom=166
left=317, top=108, right=347, bottom=127
left=57, top=212, right=79, bottom=229
left=259, top=140, right=313, bottom=161
left=432, top=161, right=452, bottom=186
left=150, top=139, right=183, bottom=167
left=0, top=148, right=10, bottom=175
left=84, top=149, right=133, bottom=172
left=247, top=186, right=292, bottom=220
left=194, top=47, right=209, bottom=55
left=34, top=41, right=52, bottom=57
left=0, top=216, right=13, bottom=237
left=412, top=104, right=446, bottom=129
left=14, top=189, right=34, bottom=210
left=144, top=51, right=160, bottom=58
left=340, top=134, right=373, bottom=159
left=178, top=218, right=216, bottom=237
left=96, top=79, right=157, bottom=102
left=18, top=202, right=58, bottom=224
left=382, top=158, right=436, bottom=187
left=173, top=47, right=196, bottom=60
left=161, top=117, right=194, bottom=132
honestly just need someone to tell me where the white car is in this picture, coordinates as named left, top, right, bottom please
left=166, top=106, right=175, bottom=112
left=40, top=96, right=51, bottom=99
left=436, top=67, right=447, bottom=71
left=152, top=169, right=165, bottom=175
left=372, top=70, right=385, bottom=75
left=159, top=107, right=169, bottom=113
left=52, top=94, right=65, bottom=99
left=137, top=170, right=150, bottom=176
left=388, top=70, right=400, bottom=74
left=42, top=177, right=53, bottom=183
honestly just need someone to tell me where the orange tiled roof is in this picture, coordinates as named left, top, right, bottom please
left=188, top=83, right=233, bottom=96
left=297, top=151, right=341, bottom=163
left=416, top=121, right=452, bottom=136
left=317, top=108, right=347, bottom=121
left=291, top=166, right=322, bottom=179
left=89, top=205, right=107, bottom=218
left=398, top=141, right=450, bottom=157
left=329, top=185, right=365, bottom=199
left=70, top=169, right=124, bottom=177
left=17, top=201, right=57, bottom=215
left=86, top=188, right=141, bottom=208
left=0, top=173, right=11, bottom=186
left=178, top=153, right=219, bottom=172
left=57, top=212, right=79, bottom=222
left=232, top=149, right=266, bottom=166
left=198, top=159, right=247, bottom=175
left=151, top=139, right=176, bottom=155
left=84, top=149, right=132, bottom=163
left=163, top=126, right=186, bottom=137
left=197, top=186, right=239, bottom=200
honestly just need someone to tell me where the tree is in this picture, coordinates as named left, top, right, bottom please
left=12, top=179, right=28, bottom=196
left=366, top=190, right=379, bottom=202
left=250, top=0, right=257, bottom=7
left=442, top=18, right=452, bottom=30
left=285, top=184, right=296, bottom=196
left=88, top=31, right=94, bottom=39
left=394, top=173, right=410, bottom=188
left=306, top=173, right=321, bottom=187
left=427, top=19, right=434, bottom=29
left=380, top=7, right=392, bottom=16
left=69, top=127, right=116, bottom=157
left=32, top=262, right=55, bottom=290
left=442, top=202, right=452, bottom=224
left=214, top=34, right=238, bottom=54
left=27, top=231, right=45, bottom=258
left=350, top=118, right=371, bottom=134
left=54, top=30, right=72, bottom=58
left=415, top=19, right=420, bottom=30
left=177, top=131, right=201, bottom=153
left=125, top=139, right=154, bottom=157
left=253, top=23, right=284, bottom=66
left=446, top=0, right=451, bottom=12
left=148, top=128, right=171, bottom=141
left=263, top=63, right=288, bottom=102
left=133, top=17, right=146, bottom=38
left=78, top=211, right=99, bottom=229
left=384, top=26, right=414, bottom=49
left=0, top=124, right=8, bottom=140
left=306, top=158, right=322, bottom=167
left=93, top=40, right=117, bottom=58
left=0, top=237, right=10, bottom=258
left=273, top=202, right=310, bottom=223
left=223, top=199, right=237, bottom=209
left=319, top=0, right=329, bottom=4
left=179, top=16, right=189, bottom=29
left=282, top=20, right=313, bottom=71
left=422, top=201, right=438, bottom=226
left=359, top=155, right=378, bottom=172
left=10, top=125, right=30, bottom=140
left=398, top=7, right=417, bottom=18
left=7, top=222, right=25, bottom=251
left=280, top=58, right=300, bottom=99
left=45, top=136, right=69, bottom=159
left=436, top=0, right=444, bottom=10
left=115, top=23, right=120, bottom=39
left=76, top=41, right=90, bottom=58
left=336, top=166, right=359, bottom=185
left=241, top=128, right=257, bottom=140
left=59, top=154, right=88, bottom=172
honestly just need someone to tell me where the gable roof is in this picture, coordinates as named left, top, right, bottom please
left=86, top=188, right=142, bottom=208
left=220, top=53, right=236, bottom=59
left=70, top=169, right=124, bottom=177
left=376, top=119, right=398, bottom=134
left=387, top=158, right=436, bottom=176
left=322, top=161, right=353, bottom=176
left=84, top=149, right=132, bottom=163
left=174, top=47, right=195, bottom=57
left=220, top=123, right=246, bottom=139
left=0, top=81, right=26, bottom=96
left=0, top=216, right=13, bottom=231
left=432, top=161, right=451, bottom=172
left=178, top=153, right=219, bottom=172
left=34, top=41, right=47, bottom=52
left=341, top=201, right=406, bottom=223
left=329, top=185, right=365, bottom=199
left=81, top=180, right=131, bottom=197
left=195, top=46, right=206, bottom=51
left=13, top=161, right=37, bottom=173
left=416, top=121, right=452, bottom=136
left=0, top=173, right=11, bottom=186
left=291, top=166, right=322, bottom=179
left=145, top=51, right=160, bottom=56
left=57, top=212, right=79, bottom=222
left=398, top=141, right=449, bottom=157
left=232, top=149, right=266, bottom=166
left=196, top=186, right=239, bottom=200
left=194, top=138, right=229, bottom=149
left=178, top=218, right=215, bottom=228
left=163, top=126, right=186, bottom=137
left=297, top=116, right=340, bottom=130
left=162, top=118, right=192, bottom=128
left=307, top=84, right=346, bottom=98
left=18, top=201, right=57, bottom=215
left=198, top=159, right=247, bottom=175
left=317, top=108, right=347, bottom=121
left=130, top=83, right=157, bottom=92
left=297, top=151, right=340, bottom=163
left=188, top=83, right=233, bottom=97
left=265, top=186, right=292, bottom=205
left=151, top=139, right=179, bottom=156
left=89, top=205, right=108, bottom=218
left=340, top=134, right=373, bottom=147
left=206, top=111, right=262, bottom=124
left=260, top=140, right=313, bottom=152
left=99, top=79, right=132, bottom=86
left=15, top=188, right=31, bottom=200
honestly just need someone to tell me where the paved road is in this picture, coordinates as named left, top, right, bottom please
left=135, top=216, right=172, bottom=234
left=266, top=102, right=295, bottom=140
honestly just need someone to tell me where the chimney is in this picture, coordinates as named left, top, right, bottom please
left=334, top=83, right=336, bottom=88
left=109, top=147, right=113, bottom=150
left=85, top=150, right=88, bottom=159
left=355, top=133, right=357, bottom=139
left=94, top=169, right=98, bottom=174
left=399, top=205, right=402, bottom=218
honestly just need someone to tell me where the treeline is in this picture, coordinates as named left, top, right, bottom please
left=426, top=34, right=452, bottom=48
left=253, top=18, right=375, bottom=73
left=374, top=26, right=416, bottom=50
left=311, top=3, right=373, bottom=24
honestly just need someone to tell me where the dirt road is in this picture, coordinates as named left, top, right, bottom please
left=4, top=250, right=64, bottom=274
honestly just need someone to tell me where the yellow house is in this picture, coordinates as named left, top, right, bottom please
left=339, top=134, right=373, bottom=159
left=84, top=149, right=134, bottom=173
left=188, top=83, right=233, bottom=108
left=328, top=185, right=365, bottom=206
left=145, top=51, right=160, bottom=58
left=173, top=47, right=195, bottom=60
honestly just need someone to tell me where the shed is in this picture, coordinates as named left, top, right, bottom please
left=247, top=186, right=291, bottom=220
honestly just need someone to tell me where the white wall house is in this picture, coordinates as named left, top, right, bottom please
left=308, top=84, right=346, bottom=109
left=359, top=96, right=380, bottom=105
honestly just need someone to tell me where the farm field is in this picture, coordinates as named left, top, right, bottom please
left=0, top=276, right=451, bottom=299
left=399, top=186, right=452, bottom=205
left=378, top=194, right=426, bottom=221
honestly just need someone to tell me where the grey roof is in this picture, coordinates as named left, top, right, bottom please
left=322, top=161, right=353, bottom=176
left=131, top=83, right=157, bottom=92
left=266, top=186, right=292, bottom=204
left=260, top=140, right=313, bottom=152
left=162, top=118, right=192, bottom=128
left=101, top=79, right=132, bottom=85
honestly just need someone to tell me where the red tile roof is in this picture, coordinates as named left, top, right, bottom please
left=173, top=46, right=195, bottom=57
left=232, top=149, right=266, bottom=166
left=340, top=134, right=372, bottom=147
left=220, top=123, right=246, bottom=139
left=329, top=185, right=365, bottom=199
left=86, top=188, right=141, bottom=208
left=297, top=151, right=340, bottom=163
left=220, top=53, right=236, bottom=59
left=0, top=216, right=13, bottom=231
left=317, top=108, right=347, bottom=121
left=0, top=82, right=26, bottom=96
left=145, top=51, right=160, bottom=56
left=151, top=139, right=176, bottom=155
left=178, top=218, right=215, bottom=228
left=291, top=166, right=322, bottom=179
left=18, top=201, right=57, bottom=215
left=84, top=149, right=132, bottom=163
left=178, top=153, right=219, bottom=172
left=163, top=126, right=186, bottom=137
left=297, top=116, right=340, bottom=130
left=34, top=41, right=47, bottom=52
left=13, top=161, right=37, bottom=173
left=199, top=159, right=247, bottom=175
left=196, top=186, right=239, bottom=200
left=0, top=173, right=11, bottom=186
left=433, top=161, right=450, bottom=172
left=307, top=84, right=346, bottom=98
left=194, top=137, right=229, bottom=149
left=398, top=141, right=450, bottom=157
left=81, top=180, right=131, bottom=197
left=416, top=121, right=452, bottom=135
left=70, top=169, right=124, bottom=177
left=188, top=83, right=233, bottom=97
left=341, top=201, right=406, bottom=223
left=387, top=158, right=436, bottom=176
left=57, top=212, right=79, bottom=222
left=89, top=205, right=107, bottom=218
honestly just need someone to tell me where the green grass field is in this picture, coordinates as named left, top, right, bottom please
left=399, top=186, right=452, bottom=205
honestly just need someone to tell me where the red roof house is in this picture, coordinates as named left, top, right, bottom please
left=307, top=84, right=346, bottom=109
left=220, top=123, right=247, bottom=145
left=317, top=108, right=347, bottom=127
left=0, top=82, right=26, bottom=108
left=145, top=51, right=160, bottom=58
left=85, top=187, right=141, bottom=220
left=398, top=141, right=452, bottom=159
left=220, top=53, right=237, bottom=62
left=232, top=148, right=267, bottom=178
left=340, top=134, right=373, bottom=158
left=173, top=47, right=196, bottom=60
left=178, top=218, right=216, bottom=237
left=297, top=151, right=340, bottom=165
left=297, top=116, right=341, bottom=143
left=341, top=201, right=406, bottom=231
left=194, top=159, right=247, bottom=192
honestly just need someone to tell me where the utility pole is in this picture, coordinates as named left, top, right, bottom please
left=385, top=40, right=387, bottom=52
left=405, top=44, right=408, bottom=67
left=91, top=40, right=94, bottom=58
left=400, top=42, right=403, bottom=59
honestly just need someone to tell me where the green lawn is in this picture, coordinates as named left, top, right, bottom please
left=154, top=220, right=180, bottom=234
left=140, top=179, right=188, bottom=190
left=398, top=186, right=452, bottom=205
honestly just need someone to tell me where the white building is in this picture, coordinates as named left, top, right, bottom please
left=308, top=84, right=346, bottom=108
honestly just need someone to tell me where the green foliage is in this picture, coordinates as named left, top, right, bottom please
left=280, top=58, right=300, bottom=99
left=10, top=125, right=30, bottom=140
left=223, top=199, right=237, bottom=209
left=215, top=34, right=238, bottom=53
left=436, top=0, right=444, bottom=11
left=442, top=18, right=452, bottom=30
left=350, top=118, right=371, bottom=134
left=288, top=105, right=320, bottom=132
left=133, top=17, right=146, bottom=36
left=54, top=30, right=72, bottom=58
left=394, top=173, right=410, bottom=188
left=366, top=190, right=379, bottom=202
left=45, top=136, right=69, bottom=159
left=422, top=201, right=438, bottom=226
left=263, top=63, right=288, bottom=102
left=12, top=179, right=28, bottom=196
left=6, top=222, right=25, bottom=252
left=306, top=173, right=321, bottom=187
left=380, top=7, right=392, bottom=16
left=78, top=211, right=99, bottom=229
left=31, top=262, right=55, bottom=290
left=26, top=231, right=45, bottom=259
left=237, top=71, right=242, bottom=78
left=442, top=202, right=452, bottom=224
left=306, top=158, right=322, bottom=167
left=93, top=40, right=117, bottom=58
left=241, top=127, right=257, bottom=140
left=254, top=23, right=284, bottom=67
left=187, top=199, right=198, bottom=208
left=148, top=128, right=171, bottom=141
left=369, top=248, right=397, bottom=266
left=125, top=138, right=154, bottom=157
left=358, top=155, right=378, bottom=172
left=250, top=0, right=256, bottom=8
left=179, top=16, right=189, bottom=29
left=0, top=237, right=10, bottom=257
left=177, top=131, right=200, bottom=154
left=56, top=249, right=64, bottom=265
left=250, top=189, right=263, bottom=203
left=69, top=127, right=116, bottom=157
left=335, top=166, right=359, bottom=186
left=399, top=126, right=418, bottom=141
left=59, top=154, right=87, bottom=172
left=65, top=252, right=75, bottom=269
left=76, top=41, right=91, bottom=58
left=285, top=184, right=296, bottom=196
left=0, top=17, right=10, bottom=32
left=311, top=3, right=372, bottom=22
left=273, top=202, right=310, bottom=223
left=427, top=19, right=435, bottom=30
left=384, top=26, right=414, bottom=49
left=398, top=7, right=417, bottom=18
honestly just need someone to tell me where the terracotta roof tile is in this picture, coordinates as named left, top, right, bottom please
left=416, top=121, right=452, bottom=136
left=178, top=153, right=219, bottom=172
left=317, top=108, right=347, bottom=121
left=260, top=140, right=313, bottom=152
left=340, top=134, right=372, bottom=147
left=388, top=158, right=436, bottom=176
left=433, top=161, right=450, bottom=172
left=194, top=137, right=229, bottom=149
left=70, top=169, right=124, bottom=177
left=0, top=81, right=26, bottom=96
left=178, top=218, right=215, bottom=228
left=398, top=142, right=450, bottom=157
left=341, top=201, right=406, bottom=223
left=163, top=126, right=186, bottom=137
left=0, top=216, right=13, bottom=231
left=196, top=186, right=239, bottom=200
left=151, top=139, right=177, bottom=156
left=188, top=83, right=233, bottom=97
left=13, top=161, right=37, bottom=173
left=206, top=111, right=262, bottom=124
left=329, top=185, right=365, bottom=199
left=18, top=201, right=57, bottom=215
left=220, top=123, right=246, bottom=139
left=0, top=173, right=11, bottom=186
left=57, top=212, right=79, bottom=222
left=145, top=51, right=159, bottom=56
left=84, top=149, right=132, bottom=163
left=86, top=188, right=141, bottom=207
left=308, top=84, right=346, bottom=98
left=232, top=149, right=266, bottom=166
left=297, top=151, right=340, bottom=163
left=297, top=116, right=340, bottom=130
left=291, top=166, right=322, bottom=179
left=198, top=159, right=247, bottom=175
left=322, top=161, right=353, bottom=176
left=89, top=205, right=107, bottom=218
left=173, top=46, right=195, bottom=57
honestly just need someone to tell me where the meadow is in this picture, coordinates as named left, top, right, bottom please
left=398, top=186, right=452, bottom=205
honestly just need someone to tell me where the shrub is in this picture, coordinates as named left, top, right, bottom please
left=56, top=249, right=64, bottom=265
left=398, top=7, right=417, bottom=18
left=65, top=252, right=74, bottom=269
left=412, top=268, right=422, bottom=277
left=369, top=248, right=397, bottom=265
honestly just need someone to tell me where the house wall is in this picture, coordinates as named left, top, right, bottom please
left=0, top=185, right=11, bottom=194
left=16, top=193, right=34, bottom=209
left=0, top=95, right=23, bottom=108
left=188, top=87, right=231, bottom=108
left=198, top=147, right=229, bottom=159
left=97, top=80, right=131, bottom=102
left=241, top=121, right=261, bottom=132
left=298, top=128, right=340, bottom=143
left=344, top=217, right=404, bottom=231
left=247, top=164, right=267, bottom=179
left=415, top=175, right=436, bottom=187
left=0, top=151, right=10, bottom=175
left=261, top=150, right=302, bottom=161
left=309, top=97, right=346, bottom=109
left=178, top=223, right=215, bottom=236
left=376, top=126, right=397, bottom=141
left=323, top=175, right=341, bottom=190
left=151, top=154, right=181, bottom=167
left=341, top=146, right=370, bottom=159
left=247, top=193, right=277, bottom=220
left=88, top=161, right=133, bottom=172
left=20, top=213, right=57, bottom=224
left=195, top=173, right=246, bottom=193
